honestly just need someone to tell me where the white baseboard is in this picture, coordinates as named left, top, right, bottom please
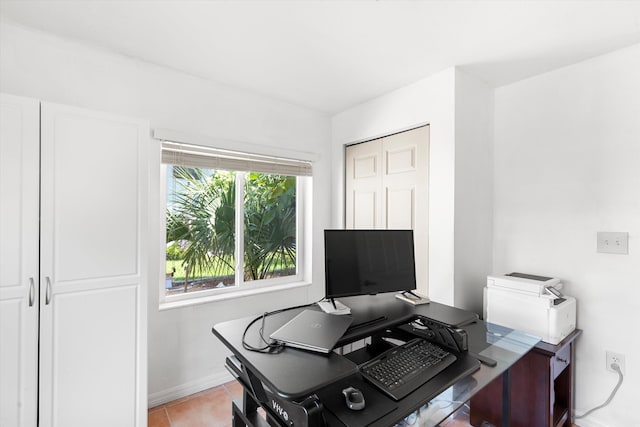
left=573, top=414, right=611, bottom=427
left=148, top=370, right=235, bottom=408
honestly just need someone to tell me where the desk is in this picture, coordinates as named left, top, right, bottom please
left=212, top=294, right=539, bottom=427
left=470, top=329, right=582, bottom=427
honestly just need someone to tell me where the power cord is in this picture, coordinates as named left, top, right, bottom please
left=241, top=299, right=322, bottom=354
left=575, top=362, right=624, bottom=419
left=241, top=311, right=286, bottom=353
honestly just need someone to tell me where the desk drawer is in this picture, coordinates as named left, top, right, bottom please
left=552, top=344, right=570, bottom=379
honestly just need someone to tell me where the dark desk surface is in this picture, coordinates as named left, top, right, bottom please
left=213, top=294, right=539, bottom=427
left=339, top=294, right=479, bottom=342
left=213, top=294, right=479, bottom=399
left=214, top=307, right=359, bottom=399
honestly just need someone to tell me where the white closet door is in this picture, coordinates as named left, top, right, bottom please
left=345, top=126, right=429, bottom=295
left=39, top=103, right=148, bottom=427
left=345, top=140, right=382, bottom=229
left=0, top=94, right=39, bottom=427
left=381, top=126, right=429, bottom=296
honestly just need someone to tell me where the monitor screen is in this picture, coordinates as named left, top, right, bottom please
left=324, top=229, right=416, bottom=298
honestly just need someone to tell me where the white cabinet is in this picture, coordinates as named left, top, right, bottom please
left=0, top=94, right=148, bottom=427
left=0, top=93, right=40, bottom=427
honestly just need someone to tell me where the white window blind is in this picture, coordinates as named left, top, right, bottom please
left=161, top=141, right=312, bottom=176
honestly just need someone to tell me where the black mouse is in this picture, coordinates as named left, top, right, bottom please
left=342, top=386, right=365, bottom=410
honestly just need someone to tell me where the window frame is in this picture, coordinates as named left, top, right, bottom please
left=157, top=140, right=312, bottom=309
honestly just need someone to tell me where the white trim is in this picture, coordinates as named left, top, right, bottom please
left=153, top=128, right=321, bottom=163
left=235, top=172, right=245, bottom=287
left=159, top=280, right=311, bottom=311
left=571, top=416, right=609, bottom=427
left=342, top=122, right=430, bottom=147
left=147, top=370, right=234, bottom=408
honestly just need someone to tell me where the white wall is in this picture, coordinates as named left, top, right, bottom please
left=0, top=21, right=332, bottom=405
left=331, top=68, right=493, bottom=310
left=454, top=70, right=494, bottom=314
left=493, top=43, right=640, bottom=427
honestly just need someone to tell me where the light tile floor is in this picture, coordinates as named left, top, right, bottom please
left=148, top=381, right=243, bottom=427
left=148, top=380, right=473, bottom=427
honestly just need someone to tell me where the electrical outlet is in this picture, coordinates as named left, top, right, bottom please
left=597, top=232, right=629, bottom=254
left=606, top=351, right=626, bottom=375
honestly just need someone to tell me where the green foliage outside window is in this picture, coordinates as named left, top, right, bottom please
left=244, top=172, right=297, bottom=281
left=166, top=166, right=296, bottom=293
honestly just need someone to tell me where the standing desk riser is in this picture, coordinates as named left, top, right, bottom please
left=212, top=294, right=539, bottom=427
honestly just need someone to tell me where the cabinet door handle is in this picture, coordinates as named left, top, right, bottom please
left=45, top=276, right=52, bottom=305
left=28, top=277, right=35, bottom=307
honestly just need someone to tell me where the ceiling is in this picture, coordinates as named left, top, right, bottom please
left=2, top=0, right=640, bottom=114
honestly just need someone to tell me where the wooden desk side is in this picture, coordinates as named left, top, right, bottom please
left=470, top=329, right=582, bottom=427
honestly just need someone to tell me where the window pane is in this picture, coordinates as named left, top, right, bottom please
left=165, top=165, right=236, bottom=295
left=243, top=173, right=297, bottom=282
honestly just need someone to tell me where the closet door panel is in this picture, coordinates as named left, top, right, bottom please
left=352, top=190, right=377, bottom=228
left=39, top=102, right=148, bottom=427
left=0, top=299, right=36, bottom=427
left=386, top=187, right=415, bottom=229
left=345, top=141, right=382, bottom=228
left=46, top=113, right=140, bottom=282
left=48, top=286, right=138, bottom=427
left=0, top=94, right=39, bottom=427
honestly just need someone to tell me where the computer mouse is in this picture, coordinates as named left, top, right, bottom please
left=342, top=386, right=365, bottom=411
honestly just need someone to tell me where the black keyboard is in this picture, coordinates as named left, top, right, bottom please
left=360, top=338, right=457, bottom=401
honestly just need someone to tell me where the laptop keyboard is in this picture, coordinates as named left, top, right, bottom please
left=359, top=338, right=457, bottom=400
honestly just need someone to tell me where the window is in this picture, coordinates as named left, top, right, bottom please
left=160, top=141, right=312, bottom=304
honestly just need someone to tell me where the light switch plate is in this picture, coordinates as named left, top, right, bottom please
left=597, top=232, right=629, bottom=254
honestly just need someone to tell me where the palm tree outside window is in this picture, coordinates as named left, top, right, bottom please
left=160, top=141, right=311, bottom=301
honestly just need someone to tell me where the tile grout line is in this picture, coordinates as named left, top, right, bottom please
left=163, top=405, right=172, bottom=427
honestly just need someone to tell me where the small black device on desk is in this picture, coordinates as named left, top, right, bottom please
left=341, top=386, right=365, bottom=410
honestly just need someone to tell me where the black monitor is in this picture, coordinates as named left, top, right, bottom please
left=324, top=229, right=417, bottom=299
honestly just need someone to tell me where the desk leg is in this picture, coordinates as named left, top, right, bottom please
left=233, top=398, right=246, bottom=427
left=232, top=388, right=277, bottom=427
left=501, top=370, right=511, bottom=427
left=230, top=389, right=261, bottom=427
left=243, top=388, right=260, bottom=422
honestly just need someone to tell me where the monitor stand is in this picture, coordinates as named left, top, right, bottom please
left=395, top=290, right=430, bottom=305
left=318, top=298, right=351, bottom=315
left=403, top=290, right=422, bottom=299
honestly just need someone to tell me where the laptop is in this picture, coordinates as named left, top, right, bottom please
left=270, top=310, right=353, bottom=353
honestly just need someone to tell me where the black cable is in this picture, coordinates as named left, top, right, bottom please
left=241, top=312, right=284, bottom=353
left=241, top=299, right=323, bottom=354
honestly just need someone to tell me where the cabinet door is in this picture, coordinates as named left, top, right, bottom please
left=39, top=103, right=148, bottom=427
left=0, top=93, right=40, bottom=427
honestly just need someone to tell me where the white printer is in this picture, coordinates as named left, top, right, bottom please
left=484, top=273, right=576, bottom=345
